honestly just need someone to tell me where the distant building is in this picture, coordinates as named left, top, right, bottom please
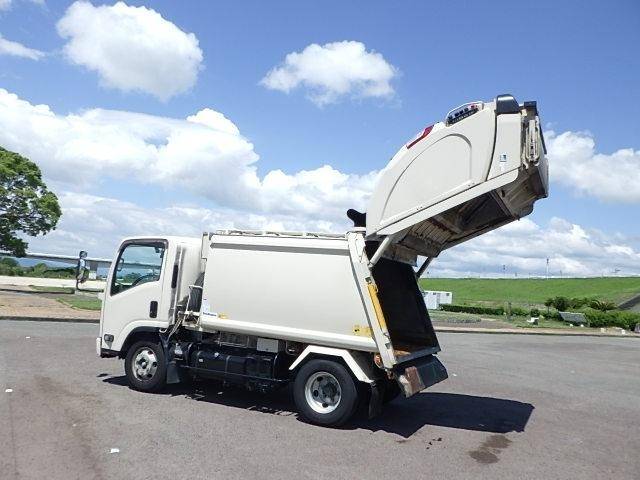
left=423, top=290, right=453, bottom=310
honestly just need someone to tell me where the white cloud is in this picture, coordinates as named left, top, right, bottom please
left=429, top=217, right=640, bottom=278
left=261, top=41, right=398, bottom=106
left=4, top=87, right=638, bottom=276
left=546, top=130, right=640, bottom=203
left=25, top=192, right=351, bottom=258
left=56, top=1, right=203, bottom=100
left=0, top=88, right=377, bottom=226
left=0, top=33, right=44, bottom=60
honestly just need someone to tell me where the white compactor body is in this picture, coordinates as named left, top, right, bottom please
left=98, top=94, right=548, bottom=426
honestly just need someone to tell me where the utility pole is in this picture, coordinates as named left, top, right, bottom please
left=546, top=257, right=549, bottom=279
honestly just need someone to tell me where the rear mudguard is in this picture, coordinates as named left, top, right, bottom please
left=289, top=345, right=377, bottom=383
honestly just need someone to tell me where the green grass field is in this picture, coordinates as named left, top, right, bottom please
left=419, top=277, right=640, bottom=307
left=56, top=296, right=102, bottom=311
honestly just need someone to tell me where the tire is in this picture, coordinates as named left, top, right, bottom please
left=124, top=340, right=167, bottom=392
left=293, top=359, right=359, bottom=427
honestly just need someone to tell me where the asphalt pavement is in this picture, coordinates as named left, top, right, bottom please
left=0, top=320, right=638, bottom=480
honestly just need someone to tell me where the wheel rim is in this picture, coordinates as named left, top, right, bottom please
left=304, top=371, right=342, bottom=414
left=132, top=347, right=158, bottom=381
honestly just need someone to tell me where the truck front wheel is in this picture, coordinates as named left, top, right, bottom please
left=293, top=359, right=358, bottom=427
left=124, top=340, right=167, bottom=392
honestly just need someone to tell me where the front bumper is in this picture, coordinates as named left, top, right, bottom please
left=394, top=354, right=448, bottom=397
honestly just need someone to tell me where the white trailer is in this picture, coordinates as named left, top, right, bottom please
left=97, top=95, right=548, bottom=426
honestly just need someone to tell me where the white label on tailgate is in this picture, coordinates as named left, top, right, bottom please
left=499, top=153, right=507, bottom=172
left=201, top=299, right=210, bottom=314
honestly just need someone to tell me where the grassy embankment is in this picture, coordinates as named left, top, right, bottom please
left=419, top=277, right=640, bottom=308
left=57, top=296, right=102, bottom=311
left=420, top=277, right=640, bottom=329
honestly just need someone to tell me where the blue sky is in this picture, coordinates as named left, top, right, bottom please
left=1, top=0, right=639, bottom=276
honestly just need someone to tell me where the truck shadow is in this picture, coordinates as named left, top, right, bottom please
left=354, top=392, right=534, bottom=438
left=102, top=375, right=533, bottom=438
left=102, top=375, right=296, bottom=416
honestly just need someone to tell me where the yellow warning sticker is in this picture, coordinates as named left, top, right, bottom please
left=353, top=325, right=373, bottom=337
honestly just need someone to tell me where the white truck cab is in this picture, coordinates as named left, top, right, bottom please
left=97, top=95, right=548, bottom=426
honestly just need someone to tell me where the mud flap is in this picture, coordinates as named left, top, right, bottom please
left=161, top=338, right=183, bottom=385
left=166, top=360, right=181, bottom=384
left=395, top=355, right=448, bottom=398
left=368, top=381, right=383, bottom=419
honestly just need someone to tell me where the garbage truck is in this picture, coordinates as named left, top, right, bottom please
left=97, top=94, right=548, bottom=426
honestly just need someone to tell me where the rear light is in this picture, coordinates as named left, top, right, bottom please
left=406, top=124, right=434, bottom=149
left=445, top=101, right=483, bottom=126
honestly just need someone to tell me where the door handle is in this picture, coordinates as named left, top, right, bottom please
left=149, top=301, right=158, bottom=318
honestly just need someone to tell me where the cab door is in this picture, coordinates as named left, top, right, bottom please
left=100, top=240, right=168, bottom=353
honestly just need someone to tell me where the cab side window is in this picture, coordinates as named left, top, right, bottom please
left=111, top=243, right=165, bottom=295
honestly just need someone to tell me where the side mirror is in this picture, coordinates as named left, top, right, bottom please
left=117, top=257, right=125, bottom=272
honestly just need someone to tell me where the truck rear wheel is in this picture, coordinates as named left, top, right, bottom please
left=125, top=340, right=167, bottom=392
left=293, top=359, right=358, bottom=427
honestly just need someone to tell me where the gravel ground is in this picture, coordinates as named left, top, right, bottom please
left=0, top=321, right=638, bottom=480
left=0, top=285, right=100, bottom=321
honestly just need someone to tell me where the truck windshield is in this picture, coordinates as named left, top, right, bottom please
left=111, top=242, right=165, bottom=295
